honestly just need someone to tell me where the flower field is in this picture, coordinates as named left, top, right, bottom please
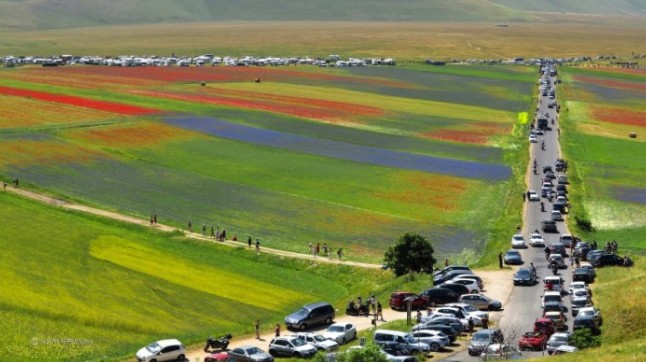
left=560, top=66, right=646, bottom=252
left=0, top=64, right=534, bottom=261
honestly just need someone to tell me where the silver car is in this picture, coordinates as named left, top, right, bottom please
left=268, top=337, right=317, bottom=358
left=228, top=345, right=274, bottom=362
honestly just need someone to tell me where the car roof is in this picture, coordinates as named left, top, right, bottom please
left=155, top=339, right=183, bottom=347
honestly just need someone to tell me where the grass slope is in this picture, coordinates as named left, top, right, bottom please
left=0, top=191, right=393, bottom=361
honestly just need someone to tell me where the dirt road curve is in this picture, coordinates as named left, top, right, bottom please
left=4, top=186, right=513, bottom=361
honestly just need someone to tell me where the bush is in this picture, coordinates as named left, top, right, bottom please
left=575, top=215, right=595, bottom=232
left=570, top=328, right=601, bottom=349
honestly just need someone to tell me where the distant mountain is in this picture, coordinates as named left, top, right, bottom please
left=1, top=0, right=645, bottom=30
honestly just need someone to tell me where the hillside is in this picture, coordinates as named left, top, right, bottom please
left=2, top=0, right=646, bottom=30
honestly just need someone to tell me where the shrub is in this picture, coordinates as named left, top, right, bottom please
left=571, top=328, right=601, bottom=349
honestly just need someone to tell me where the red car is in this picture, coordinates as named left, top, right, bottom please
left=204, top=352, right=229, bottom=362
left=389, top=292, right=429, bottom=311
left=534, top=317, right=556, bottom=337
left=518, top=331, right=549, bottom=351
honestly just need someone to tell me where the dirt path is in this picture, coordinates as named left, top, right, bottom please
left=4, top=185, right=514, bottom=360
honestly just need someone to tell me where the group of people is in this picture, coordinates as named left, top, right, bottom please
left=348, top=295, right=384, bottom=321
left=604, top=240, right=619, bottom=254
left=308, top=242, right=344, bottom=260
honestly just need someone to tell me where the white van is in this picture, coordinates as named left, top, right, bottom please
left=373, top=329, right=431, bottom=354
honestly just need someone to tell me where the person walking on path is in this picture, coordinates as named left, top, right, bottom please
left=468, top=317, right=474, bottom=334
left=187, top=221, right=192, bottom=232
left=248, top=236, right=252, bottom=248
left=210, top=226, right=215, bottom=239
left=255, top=239, right=260, bottom=251
left=337, top=248, right=343, bottom=260
left=377, top=301, right=384, bottom=321
left=322, top=243, right=328, bottom=257
left=482, top=314, right=489, bottom=329
left=523, top=192, right=526, bottom=202
left=202, top=224, right=206, bottom=236
left=254, top=320, right=260, bottom=339
left=150, top=215, right=154, bottom=226
left=498, top=252, right=503, bottom=269
left=416, top=310, right=422, bottom=324
left=153, top=214, right=157, bottom=225
left=444, top=258, right=449, bottom=267
left=274, top=323, right=280, bottom=337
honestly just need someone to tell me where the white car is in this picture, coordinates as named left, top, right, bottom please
left=529, top=232, right=545, bottom=247
left=551, top=210, right=564, bottom=221
left=136, top=339, right=185, bottom=362
left=528, top=190, right=540, bottom=201
left=294, top=333, right=339, bottom=351
left=446, top=303, right=490, bottom=324
left=409, top=330, right=450, bottom=352
left=446, top=278, right=481, bottom=293
left=529, top=134, right=538, bottom=143
left=511, top=234, right=527, bottom=248
left=323, top=323, right=356, bottom=345
left=546, top=332, right=571, bottom=355
left=568, top=281, right=592, bottom=296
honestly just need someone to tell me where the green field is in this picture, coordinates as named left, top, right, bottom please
left=0, top=191, right=402, bottom=361
left=0, top=64, right=535, bottom=263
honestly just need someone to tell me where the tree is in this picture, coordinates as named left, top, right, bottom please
left=312, top=342, right=387, bottom=362
left=384, top=232, right=436, bottom=276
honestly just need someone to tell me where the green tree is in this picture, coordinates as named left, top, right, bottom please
left=313, top=342, right=388, bottom=362
left=570, top=328, right=601, bottom=349
left=384, top=232, right=436, bottom=276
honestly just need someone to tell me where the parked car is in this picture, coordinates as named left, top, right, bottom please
left=389, top=292, right=429, bottom=311
left=136, top=339, right=186, bottom=362
left=559, top=234, right=575, bottom=246
left=528, top=134, right=538, bottom=143
left=504, top=249, right=523, bottom=265
left=553, top=345, right=578, bottom=355
left=542, top=291, right=563, bottom=308
left=445, top=303, right=489, bottom=324
left=542, top=220, right=558, bottom=233
left=480, top=344, right=522, bottom=360
left=572, top=267, right=595, bottom=283
left=544, top=311, right=568, bottom=331
left=570, top=296, right=592, bottom=317
left=580, top=263, right=597, bottom=278
left=421, top=324, right=457, bottom=342
left=432, top=269, right=473, bottom=285
left=528, top=190, right=540, bottom=201
left=467, top=329, right=504, bottom=356
left=204, top=352, right=230, bottom=362
left=513, top=267, right=537, bottom=286
left=227, top=345, right=274, bottom=362
left=373, top=329, right=431, bottom=355
left=534, top=317, right=556, bottom=337
left=417, top=316, right=464, bottom=334
left=573, top=315, right=600, bottom=335
left=409, top=330, right=450, bottom=352
left=444, top=278, right=481, bottom=293
left=578, top=306, right=603, bottom=326
left=546, top=332, right=572, bottom=355
left=433, top=265, right=471, bottom=276
left=529, top=232, right=545, bottom=247
left=543, top=276, right=564, bottom=292
left=268, top=336, right=317, bottom=358
left=511, top=234, right=527, bottom=248
left=459, top=294, right=502, bottom=311
left=323, top=323, right=356, bottom=345
left=548, top=243, right=567, bottom=257
left=294, top=333, right=338, bottom=352
left=284, top=302, right=335, bottom=331
left=551, top=210, right=564, bottom=221
left=436, top=283, right=470, bottom=296
left=568, top=281, right=592, bottom=297
left=543, top=301, right=567, bottom=315
left=592, top=253, right=627, bottom=267
left=455, top=274, right=484, bottom=290
left=518, top=331, right=548, bottom=351
left=419, top=287, right=460, bottom=306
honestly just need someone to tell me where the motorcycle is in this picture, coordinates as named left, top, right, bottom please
left=204, top=334, right=232, bottom=352
left=346, top=301, right=371, bottom=316
left=551, top=262, right=559, bottom=276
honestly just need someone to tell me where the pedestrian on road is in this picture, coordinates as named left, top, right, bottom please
left=416, top=310, right=422, bottom=324
left=544, top=246, right=550, bottom=260
left=498, top=252, right=503, bottom=269
left=377, top=301, right=384, bottom=321
left=468, top=317, right=474, bottom=334
left=482, top=314, right=489, bottom=329
left=254, top=320, right=260, bottom=339
left=275, top=323, right=280, bottom=337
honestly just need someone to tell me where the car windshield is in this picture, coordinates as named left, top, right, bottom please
left=463, top=305, right=478, bottom=312
left=146, top=342, right=161, bottom=353
left=405, top=335, right=417, bottom=343
left=291, top=338, right=306, bottom=347
left=245, top=347, right=261, bottom=354
left=313, top=335, right=326, bottom=342
left=328, top=326, right=344, bottom=332
left=295, top=308, right=309, bottom=315
left=473, top=333, right=491, bottom=341
left=517, top=270, right=529, bottom=276
left=579, top=310, right=592, bottom=316
left=572, top=299, right=587, bottom=307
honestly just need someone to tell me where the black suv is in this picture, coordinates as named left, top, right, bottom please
left=573, top=315, right=600, bottom=335
left=420, top=287, right=460, bottom=306
left=542, top=220, right=558, bottom=233
left=284, top=302, right=335, bottom=330
left=593, top=253, right=626, bottom=267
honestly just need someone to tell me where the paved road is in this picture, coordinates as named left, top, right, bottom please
left=443, top=65, right=573, bottom=361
